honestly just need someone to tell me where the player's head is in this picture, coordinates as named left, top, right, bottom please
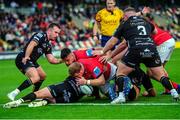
left=47, top=23, right=61, bottom=41
left=61, top=48, right=76, bottom=66
left=106, top=0, right=116, bottom=12
left=123, top=7, right=136, bottom=21
left=68, top=62, right=84, bottom=78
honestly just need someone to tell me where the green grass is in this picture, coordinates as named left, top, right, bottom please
left=0, top=49, right=180, bottom=119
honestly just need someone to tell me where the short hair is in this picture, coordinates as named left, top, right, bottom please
left=48, top=23, right=60, bottom=29
left=68, top=62, right=82, bottom=77
left=124, top=7, right=136, bottom=12
left=61, top=48, right=71, bottom=59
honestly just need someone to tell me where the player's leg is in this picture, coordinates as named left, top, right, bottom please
left=111, top=62, right=134, bottom=104
left=33, top=66, right=47, bottom=92
left=4, top=87, right=53, bottom=108
left=7, top=67, right=40, bottom=101
left=149, top=66, right=179, bottom=100
left=157, top=39, right=177, bottom=94
left=112, top=48, right=138, bottom=104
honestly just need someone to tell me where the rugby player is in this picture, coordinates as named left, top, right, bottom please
left=94, top=7, right=179, bottom=103
left=7, top=23, right=62, bottom=101
left=69, top=59, right=156, bottom=102
left=4, top=76, right=84, bottom=108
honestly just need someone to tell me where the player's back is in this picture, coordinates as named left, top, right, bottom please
left=78, top=57, right=111, bottom=80
left=115, top=16, right=155, bottom=48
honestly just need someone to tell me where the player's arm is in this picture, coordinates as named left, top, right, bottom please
left=93, top=21, right=100, bottom=45
left=111, top=39, right=127, bottom=58
left=76, top=74, right=106, bottom=86
left=22, top=40, right=38, bottom=64
left=46, top=54, right=63, bottom=64
left=92, top=36, right=119, bottom=56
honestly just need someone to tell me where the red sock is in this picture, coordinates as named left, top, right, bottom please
left=164, top=81, right=178, bottom=92
left=171, top=81, right=178, bottom=89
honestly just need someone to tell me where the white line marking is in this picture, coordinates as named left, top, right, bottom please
left=1, top=103, right=180, bottom=106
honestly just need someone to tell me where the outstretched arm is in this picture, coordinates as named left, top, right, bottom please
left=46, top=54, right=63, bottom=64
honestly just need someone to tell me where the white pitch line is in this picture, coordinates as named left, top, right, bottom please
left=46, top=103, right=180, bottom=106
left=1, top=103, right=180, bottom=106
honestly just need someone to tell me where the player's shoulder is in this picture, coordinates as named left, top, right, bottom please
left=32, top=32, right=46, bottom=42
left=98, top=8, right=107, bottom=14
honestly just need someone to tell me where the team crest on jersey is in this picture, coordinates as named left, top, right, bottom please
left=86, top=49, right=93, bottom=56
left=93, top=67, right=101, bottom=77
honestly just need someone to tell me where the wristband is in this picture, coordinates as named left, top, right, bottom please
left=87, top=80, right=91, bottom=85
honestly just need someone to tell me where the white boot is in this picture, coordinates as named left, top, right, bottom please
left=28, top=100, right=48, bottom=107
left=111, top=92, right=126, bottom=104
left=3, top=99, right=23, bottom=108
left=7, top=89, right=20, bottom=101
left=170, top=89, right=179, bottom=101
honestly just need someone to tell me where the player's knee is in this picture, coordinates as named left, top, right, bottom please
left=30, top=76, right=41, bottom=84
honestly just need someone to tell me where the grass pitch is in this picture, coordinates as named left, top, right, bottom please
left=0, top=49, right=180, bottom=119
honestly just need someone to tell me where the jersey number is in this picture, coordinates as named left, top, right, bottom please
left=137, top=26, right=147, bottom=35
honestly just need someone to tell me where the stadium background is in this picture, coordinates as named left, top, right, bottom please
left=0, top=0, right=180, bottom=119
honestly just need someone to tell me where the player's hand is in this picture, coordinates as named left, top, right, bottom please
left=76, top=77, right=87, bottom=85
left=99, top=55, right=112, bottom=64
left=142, top=89, right=156, bottom=97
left=22, top=57, right=30, bottom=64
left=142, top=7, right=150, bottom=15
left=92, top=50, right=104, bottom=56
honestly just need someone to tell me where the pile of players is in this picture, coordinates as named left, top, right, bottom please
left=3, top=1, right=180, bottom=108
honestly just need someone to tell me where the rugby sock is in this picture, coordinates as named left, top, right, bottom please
left=172, top=82, right=178, bottom=89
left=164, top=82, right=178, bottom=94
left=160, top=76, right=173, bottom=90
left=142, top=73, right=153, bottom=90
left=116, top=75, right=125, bottom=92
left=18, top=79, right=32, bottom=91
left=22, top=92, right=36, bottom=102
left=33, top=80, right=44, bottom=92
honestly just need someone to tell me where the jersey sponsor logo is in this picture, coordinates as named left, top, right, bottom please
left=93, top=67, right=101, bottom=77
left=140, top=48, right=154, bottom=58
left=86, top=49, right=93, bottom=56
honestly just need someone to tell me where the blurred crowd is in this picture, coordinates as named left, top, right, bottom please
left=0, top=0, right=179, bottom=52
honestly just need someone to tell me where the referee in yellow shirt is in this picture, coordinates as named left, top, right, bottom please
left=93, top=0, right=124, bottom=48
